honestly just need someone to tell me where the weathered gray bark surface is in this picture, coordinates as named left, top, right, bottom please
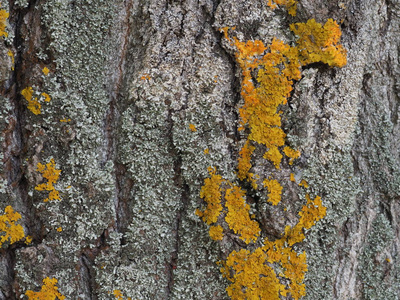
left=0, top=0, right=400, bottom=299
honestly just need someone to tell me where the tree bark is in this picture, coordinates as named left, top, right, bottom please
left=1, top=0, right=400, bottom=299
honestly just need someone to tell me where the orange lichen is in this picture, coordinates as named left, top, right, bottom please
left=59, top=119, right=71, bottom=123
left=290, top=173, right=295, bottom=182
left=0, top=8, right=8, bottom=38
left=56, top=227, right=62, bottom=232
left=7, top=50, right=14, bottom=71
left=221, top=248, right=285, bottom=300
left=299, top=179, right=309, bottom=188
left=204, top=148, right=209, bottom=154
left=209, top=225, right=224, bottom=241
left=25, top=235, right=32, bottom=244
left=140, top=74, right=151, bottom=80
left=41, top=92, right=51, bottom=102
left=42, top=67, right=50, bottom=75
left=196, top=167, right=223, bottom=225
left=283, top=146, right=301, bottom=165
left=267, top=0, right=299, bottom=16
left=225, top=185, right=260, bottom=244
left=21, top=87, right=41, bottom=115
left=297, top=194, right=326, bottom=229
left=25, top=277, right=65, bottom=300
left=197, top=168, right=260, bottom=243
left=263, top=178, right=283, bottom=205
left=35, top=158, right=61, bottom=202
left=237, top=140, right=256, bottom=186
left=188, top=123, right=197, bottom=132
left=290, top=19, right=347, bottom=67
left=0, top=206, right=25, bottom=247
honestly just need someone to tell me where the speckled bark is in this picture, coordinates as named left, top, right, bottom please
left=0, top=0, right=399, bottom=299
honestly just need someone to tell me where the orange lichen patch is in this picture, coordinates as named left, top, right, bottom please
left=263, top=178, right=283, bottom=205
left=209, top=225, right=224, bottom=241
left=290, top=173, right=295, bottom=182
left=56, top=227, right=62, bottom=232
left=7, top=50, right=14, bottom=70
left=237, top=141, right=255, bottom=181
left=188, top=123, right=197, bottom=132
left=140, top=74, right=151, bottom=80
left=0, top=8, right=8, bottom=38
left=267, top=0, right=298, bottom=16
left=299, top=179, right=309, bottom=188
left=290, top=19, right=347, bottom=67
left=59, top=119, right=71, bottom=123
left=42, top=67, right=50, bottom=75
left=225, top=185, right=260, bottom=244
left=35, top=158, right=61, bottom=202
left=297, top=194, right=326, bottom=229
left=196, top=167, right=223, bottom=225
left=0, top=206, right=25, bottom=247
left=221, top=248, right=285, bottom=300
left=263, top=146, right=283, bottom=169
left=203, top=148, right=209, bottom=154
left=283, top=146, right=300, bottom=165
left=25, top=235, right=32, bottom=245
left=25, top=277, right=65, bottom=300
left=21, top=87, right=41, bottom=115
left=41, top=92, right=51, bottom=102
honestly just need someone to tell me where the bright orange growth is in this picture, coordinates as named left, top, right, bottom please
left=189, top=123, right=197, bottom=132
left=42, top=67, right=50, bottom=75
left=0, top=8, right=8, bottom=38
left=263, top=178, right=283, bottom=205
left=283, top=146, right=301, bottom=165
left=237, top=141, right=257, bottom=188
left=0, top=206, right=25, bottom=247
left=196, top=167, right=223, bottom=225
left=59, top=119, right=71, bottom=123
left=290, top=18, right=347, bottom=67
left=7, top=50, right=14, bottom=71
left=222, top=193, right=326, bottom=300
left=21, top=87, right=41, bottom=115
left=197, top=168, right=260, bottom=243
left=42, top=92, right=51, bottom=102
left=221, top=248, right=285, bottom=300
left=35, top=158, right=61, bottom=202
left=299, top=179, right=309, bottom=188
left=25, top=277, right=65, bottom=300
left=222, top=18, right=346, bottom=180
left=140, top=74, right=151, bottom=80
left=267, top=0, right=298, bottom=16
left=225, top=186, right=260, bottom=243
left=209, top=225, right=224, bottom=241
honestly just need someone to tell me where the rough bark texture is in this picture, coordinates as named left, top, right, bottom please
left=1, top=0, right=400, bottom=299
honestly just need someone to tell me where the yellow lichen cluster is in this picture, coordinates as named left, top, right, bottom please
left=113, top=290, right=132, bottom=300
left=25, top=277, right=65, bottom=300
left=196, top=12, right=346, bottom=300
left=225, top=186, right=260, bottom=243
left=263, top=178, right=282, bottom=205
left=267, top=0, right=299, bottom=16
left=21, top=87, right=52, bottom=115
left=35, top=158, right=61, bottom=202
left=221, top=192, right=326, bottom=300
left=196, top=167, right=260, bottom=243
left=0, top=206, right=25, bottom=247
left=0, top=6, right=8, bottom=38
left=7, top=50, right=14, bottom=71
left=290, top=18, right=347, bottom=67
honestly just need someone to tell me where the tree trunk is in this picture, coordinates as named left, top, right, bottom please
left=1, top=0, right=399, bottom=299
